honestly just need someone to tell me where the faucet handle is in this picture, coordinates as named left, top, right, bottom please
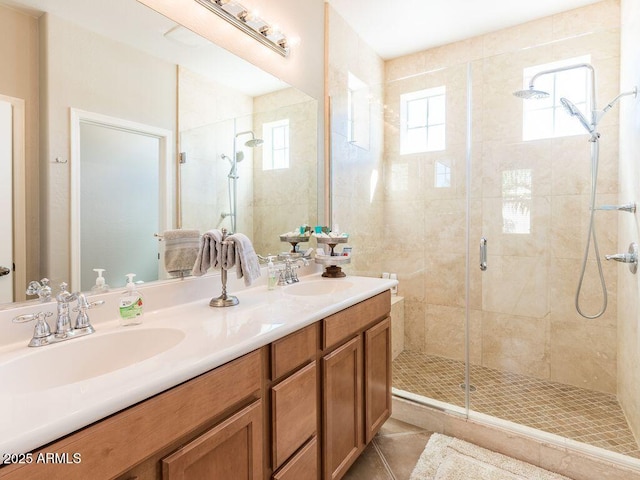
left=13, top=311, right=54, bottom=347
left=72, top=294, right=104, bottom=331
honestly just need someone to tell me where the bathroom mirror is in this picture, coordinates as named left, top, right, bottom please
left=0, top=0, right=318, bottom=305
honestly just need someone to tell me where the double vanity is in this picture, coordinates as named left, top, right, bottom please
left=0, top=271, right=396, bottom=480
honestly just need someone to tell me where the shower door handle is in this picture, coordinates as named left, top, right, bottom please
left=479, top=237, right=487, bottom=271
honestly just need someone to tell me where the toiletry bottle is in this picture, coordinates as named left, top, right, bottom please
left=267, top=257, right=277, bottom=290
left=119, top=273, right=143, bottom=326
left=91, top=268, right=110, bottom=293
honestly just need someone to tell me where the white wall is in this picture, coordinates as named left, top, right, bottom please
left=40, top=13, right=177, bottom=285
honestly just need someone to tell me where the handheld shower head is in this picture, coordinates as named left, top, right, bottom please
left=560, top=97, right=593, bottom=133
left=513, top=88, right=550, bottom=100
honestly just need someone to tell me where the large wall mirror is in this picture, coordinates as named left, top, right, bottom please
left=0, top=0, right=318, bottom=307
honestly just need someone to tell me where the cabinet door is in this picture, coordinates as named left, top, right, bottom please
left=162, top=400, right=263, bottom=480
left=322, top=336, right=363, bottom=480
left=272, top=362, right=317, bottom=469
left=364, top=317, right=392, bottom=444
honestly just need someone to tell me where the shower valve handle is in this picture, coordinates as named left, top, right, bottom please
left=605, top=242, right=638, bottom=274
left=605, top=253, right=634, bottom=263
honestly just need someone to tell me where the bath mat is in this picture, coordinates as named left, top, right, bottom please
left=410, top=433, right=571, bottom=480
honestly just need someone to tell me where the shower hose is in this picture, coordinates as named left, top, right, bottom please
left=575, top=132, right=608, bottom=319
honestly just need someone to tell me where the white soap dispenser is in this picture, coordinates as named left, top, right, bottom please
left=267, top=256, right=277, bottom=290
left=119, top=273, right=143, bottom=326
left=91, top=268, right=110, bottom=293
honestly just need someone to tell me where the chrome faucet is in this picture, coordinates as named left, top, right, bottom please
left=12, top=283, right=104, bottom=347
left=54, top=283, right=78, bottom=338
left=26, top=278, right=52, bottom=302
left=278, top=257, right=310, bottom=285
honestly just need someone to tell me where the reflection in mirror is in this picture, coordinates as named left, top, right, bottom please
left=0, top=0, right=318, bottom=307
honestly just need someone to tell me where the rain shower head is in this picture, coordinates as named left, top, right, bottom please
left=560, top=97, right=593, bottom=133
left=235, top=130, right=264, bottom=148
left=513, top=88, right=550, bottom=100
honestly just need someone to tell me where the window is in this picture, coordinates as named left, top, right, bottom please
left=502, top=169, right=532, bottom=234
left=522, top=55, right=591, bottom=141
left=262, top=119, right=290, bottom=170
left=400, top=86, right=445, bottom=154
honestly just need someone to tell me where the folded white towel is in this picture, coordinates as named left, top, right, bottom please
left=192, top=229, right=223, bottom=276
left=163, top=229, right=200, bottom=277
left=223, top=233, right=261, bottom=286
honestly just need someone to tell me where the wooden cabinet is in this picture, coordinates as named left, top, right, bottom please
left=364, top=317, right=392, bottom=444
left=271, top=362, right=317, bottom=470
left=321, top=291, right=391, bottom=480
left=272, top=437, right=319, bottom=480
left=269, top=324, right=319, bottom=480
left=162, top=400, right=263, bottom=480
left=322, top=337, right=363, bottom=480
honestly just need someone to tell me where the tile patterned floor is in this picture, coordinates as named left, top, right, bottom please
left=393, top=351, right=640, bottom=459
left=343, top=418, right=433, bottom=480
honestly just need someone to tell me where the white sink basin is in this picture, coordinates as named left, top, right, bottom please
left=1, top=327, right=185, bottom=393
left=284, top=279, right=355, bottom=296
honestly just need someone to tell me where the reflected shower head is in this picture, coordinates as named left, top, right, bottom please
left=235, top=130, right=264, bottom=148
left=560, top=97, right=593, bottom=133
left=513, top=88, right=550, bottom=100
left=245, top=137, right=264, bottom=147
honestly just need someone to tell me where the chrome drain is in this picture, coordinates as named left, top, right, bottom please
left=460, top=383, right=477, bottom=392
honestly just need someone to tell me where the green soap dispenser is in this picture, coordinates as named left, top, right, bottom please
left=119, top=273, right=143, bottom=326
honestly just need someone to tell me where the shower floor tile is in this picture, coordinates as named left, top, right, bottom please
left=393, top=351, right=640, bottom=458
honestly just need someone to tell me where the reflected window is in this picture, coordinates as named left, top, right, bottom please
left=400, top=86, right=446, bottom=154
left=522, top=55, right=591, bottom=141
left=435, top=161, right=451, bottom=188
left=262, top=119, right=290, bottom=170
left=348, top=72, right=370, bottom=149
left=391, top=163, right=409, bottom=191
left=502, top=169, right=532, bottom=234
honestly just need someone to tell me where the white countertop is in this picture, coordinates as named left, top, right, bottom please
left=0, top=273, right=396, bottom=455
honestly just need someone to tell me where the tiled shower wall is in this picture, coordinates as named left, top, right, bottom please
left=328, top=6, right=385, bottom=276
left=330, top=1, right=622, bottom=395
left=618, top=0, right=640, bottom=447
left=383, top=0, right=621, bottom=394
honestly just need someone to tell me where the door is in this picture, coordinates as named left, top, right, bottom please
left=70, top=109, right=173, bottom=292
left=0, top=100, right=13, bottom=303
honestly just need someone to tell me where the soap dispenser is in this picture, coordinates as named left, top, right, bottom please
left=267, top=256, right=277, bottom=290
left=91, top=268, right=110, bottom=293
left=119, top=273, right=143, bottom=326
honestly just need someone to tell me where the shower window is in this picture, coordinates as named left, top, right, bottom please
left=262, top=119, right=290, bottom=170
left=522, top=55, right=591, bottom=141
left=400, top=86, right=446, bottom=154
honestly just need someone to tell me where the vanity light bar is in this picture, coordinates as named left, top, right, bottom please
left=194, top=0, right=289, bottom=57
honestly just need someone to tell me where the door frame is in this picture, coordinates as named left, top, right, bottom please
left=69, top=109, right=173, bottom=291
left=0, top=94, right=26, bottom=302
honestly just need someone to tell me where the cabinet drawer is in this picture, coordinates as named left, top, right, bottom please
left=271, top=323, right=318, bottom=381
left=162, top=399, right=263, bottom=480
left=272, top=436, right=319, bottom=480
left=323, top=291, right=390, bottom=350
left=272, top=362, right=317, bottom=469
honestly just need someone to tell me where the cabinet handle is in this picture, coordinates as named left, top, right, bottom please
left=479, top=237, right=487, bottom=271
